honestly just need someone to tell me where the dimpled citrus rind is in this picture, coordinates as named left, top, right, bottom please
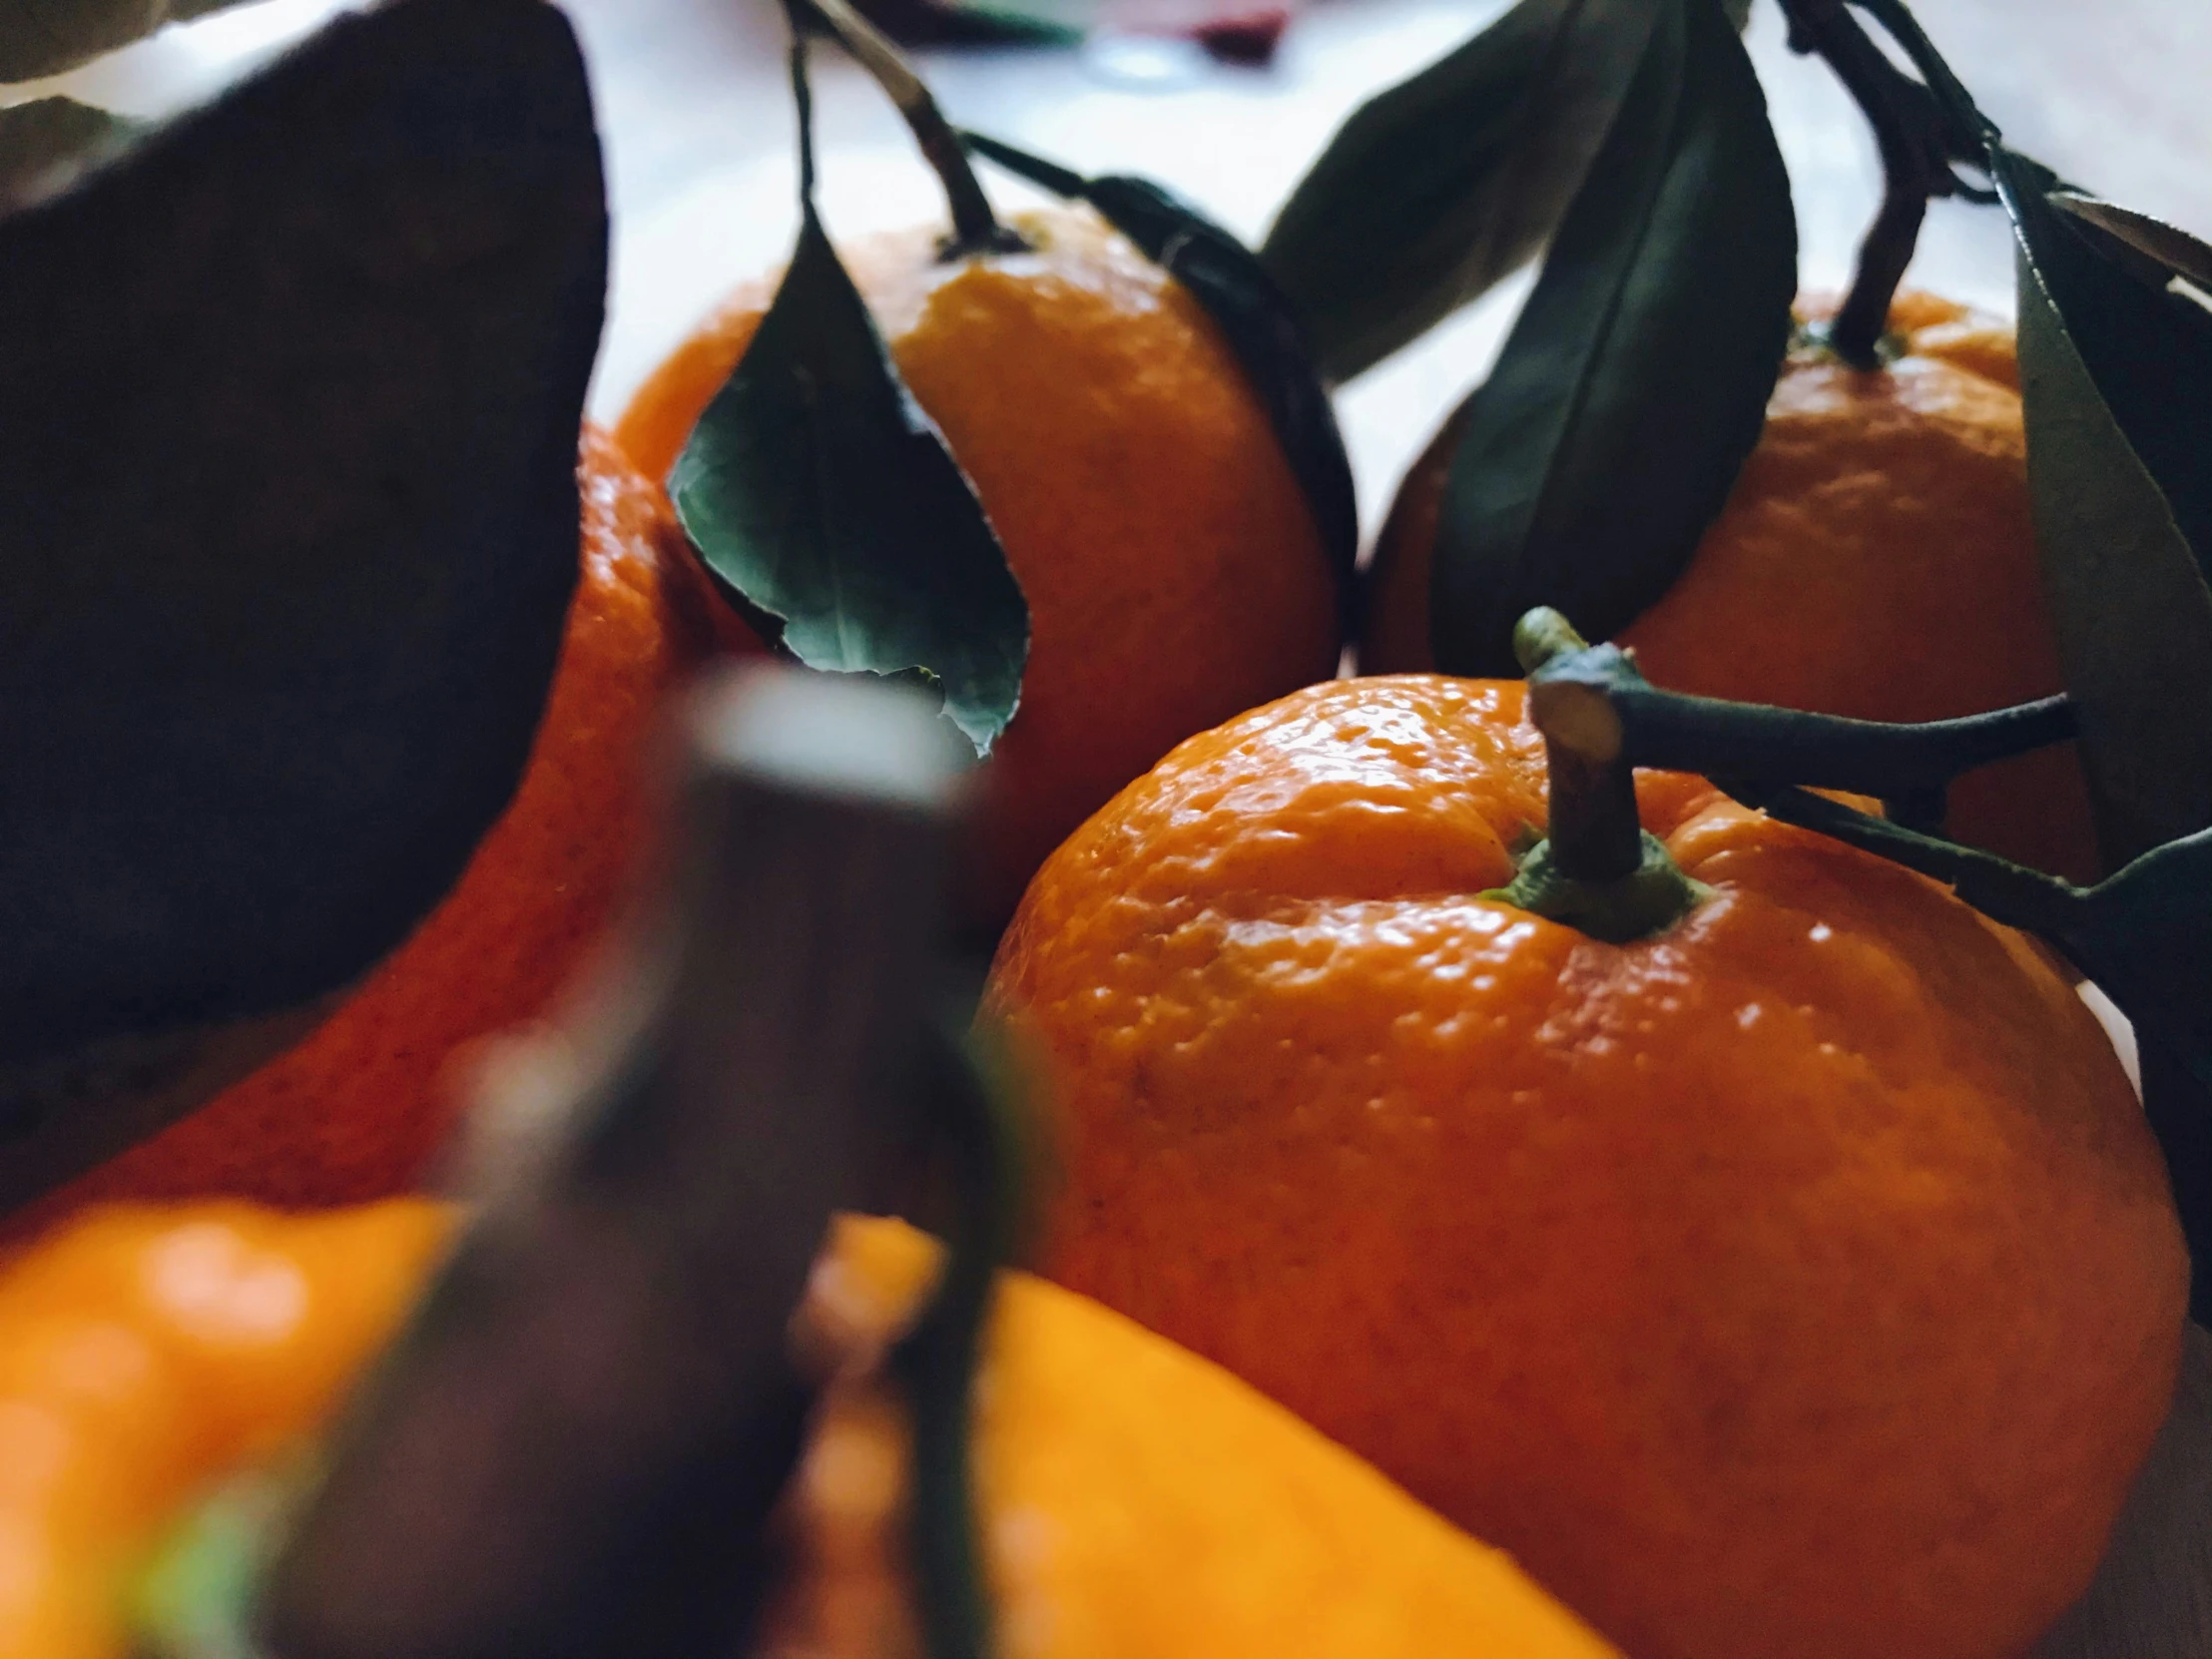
left=988, top=673, right=2187, bottom=1659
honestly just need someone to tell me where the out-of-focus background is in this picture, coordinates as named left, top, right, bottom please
left=17, top=0, right=2211, bottom=522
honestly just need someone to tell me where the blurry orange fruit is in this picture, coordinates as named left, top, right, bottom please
left=1363, top=292, right=2100, bottom=880
left=15, top=429, right=713, bottom=1234
left=765, top=1214, right=1620, bottom=1659
left=985, top=673, right=2185, bottom=1659
left=0, top=1199, right=454, bottom=1659
left=618, top=203, right=1343, bottom=929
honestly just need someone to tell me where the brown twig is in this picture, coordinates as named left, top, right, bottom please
left=790, top=0, right=1024, bottom=258
left=1515, top=609, right=1645, bottom=879
left=1777, top=0, right=1992, bottom=367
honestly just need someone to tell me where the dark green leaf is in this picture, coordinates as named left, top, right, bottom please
left=1996, top=149, right=2212, bottom=1320
left=1427, top=0, right=1795, bottom=677
left=0, top=0, right=606, bottom=1206
left=962, top=131, right=1358, bottom=635
left=0, top=97, right=140, bottom=209
left=1998, top=149, right=2212, bottom=870
left=1, top=0, right=261, bottom=81
left=2054, top=194, right=2212, bottom=296
left=2063, top=830, right=2212, bottom=1097
left=673, top=44, right=1025, bottom=758
left=1259, top=0, right=1664, bottom=383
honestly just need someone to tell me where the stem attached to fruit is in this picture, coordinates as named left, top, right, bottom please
left=1485, top=610, right=1713, bottom=943
left=1776, top=0, right=1996, bottom=368
left=791, top=0, right=1026, bottom=259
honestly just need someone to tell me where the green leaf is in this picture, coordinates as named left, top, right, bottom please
left=673, top=43, right=1026, bottom=758
left=0, top=0, right=261, bottom=82
left=1259, top=0, right=1665, bottom=383
left=1996, top=149, right=2212, bottom=1320
left=0, top=0, right=606, bottom=1208
left=1998, top=149, right=2212, bottom=870
left=2054, top=194, right=2212, bottom=296
left=962, top=131, right=1358, bottom=635
left=0, top=97, right=139, bottom=208
left=1426, top=0, right=1795, bottom=678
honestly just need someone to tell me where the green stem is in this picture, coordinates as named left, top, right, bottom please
left=1486, top=610, right=1713, bottom=943
left=1516, top=610, right=1645, bottom=880
left=791, top=0, right=1024, bottom=259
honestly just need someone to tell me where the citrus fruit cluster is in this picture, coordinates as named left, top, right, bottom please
left=983, top=673, right=2185, bottom=1659
left=8, top=0, right=2204, bottom=1653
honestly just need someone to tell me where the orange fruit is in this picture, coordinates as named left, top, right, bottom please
left=0, top=1200, right=1612, bottom=1659
left=983, top=674, right=2186, bottom=1659
left=766, top=1214, right=1621, bottom=1659
left=1362, top=292, right=2100, bottom=881
left=15, top=428, right=713, bottom=1232
left=0, top=1199, right=454, bottom=1659
left=617, top=203, right=1343, bottom=928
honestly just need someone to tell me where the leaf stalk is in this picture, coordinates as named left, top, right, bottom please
left=1776, top=0, right=1993, bottom=367
left=789, top=0, right=1023, bottom=258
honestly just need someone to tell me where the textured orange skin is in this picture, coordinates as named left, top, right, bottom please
left=986, top=674, right=2188, bottom=1659
left=774, top=1215, right=1620, bottom=1659
left=18, top=430, right=713, bottom=1230
left=617, top=205, right=1343, bottom=928
left=1363, top=292, right=2100, bottom=881
left=0, top=1200, right=455, bottom=1659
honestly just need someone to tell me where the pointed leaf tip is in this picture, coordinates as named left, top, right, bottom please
left=672, top=208, right=1028, bottom=758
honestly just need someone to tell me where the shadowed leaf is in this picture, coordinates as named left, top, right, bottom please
left=0, top=0, right=607, bottom=1206
left=2054, top=194, right=2212, bottom=296
left=1260, top=0, right=1664, bottom=383
left=674, top=39, right=1025, bottom=759
left=1427, top=0, right=1795, bottom=677
left=1999, top=150, right=2212, bottom=870
left=1997, top=146, right=2212, bottom=1323
left=2, top=0, right=262, bottom=81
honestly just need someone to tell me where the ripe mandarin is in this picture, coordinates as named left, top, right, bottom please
left=1363, top=292, right=2100, bottom=880
left=768, top=1214, right=1621, bottom=1659
left=617, top=203, right=1343, bottom=928
left=985, top=673, right=2186, bottom=1659
left=0, top=1199, right=455, bottom=1659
